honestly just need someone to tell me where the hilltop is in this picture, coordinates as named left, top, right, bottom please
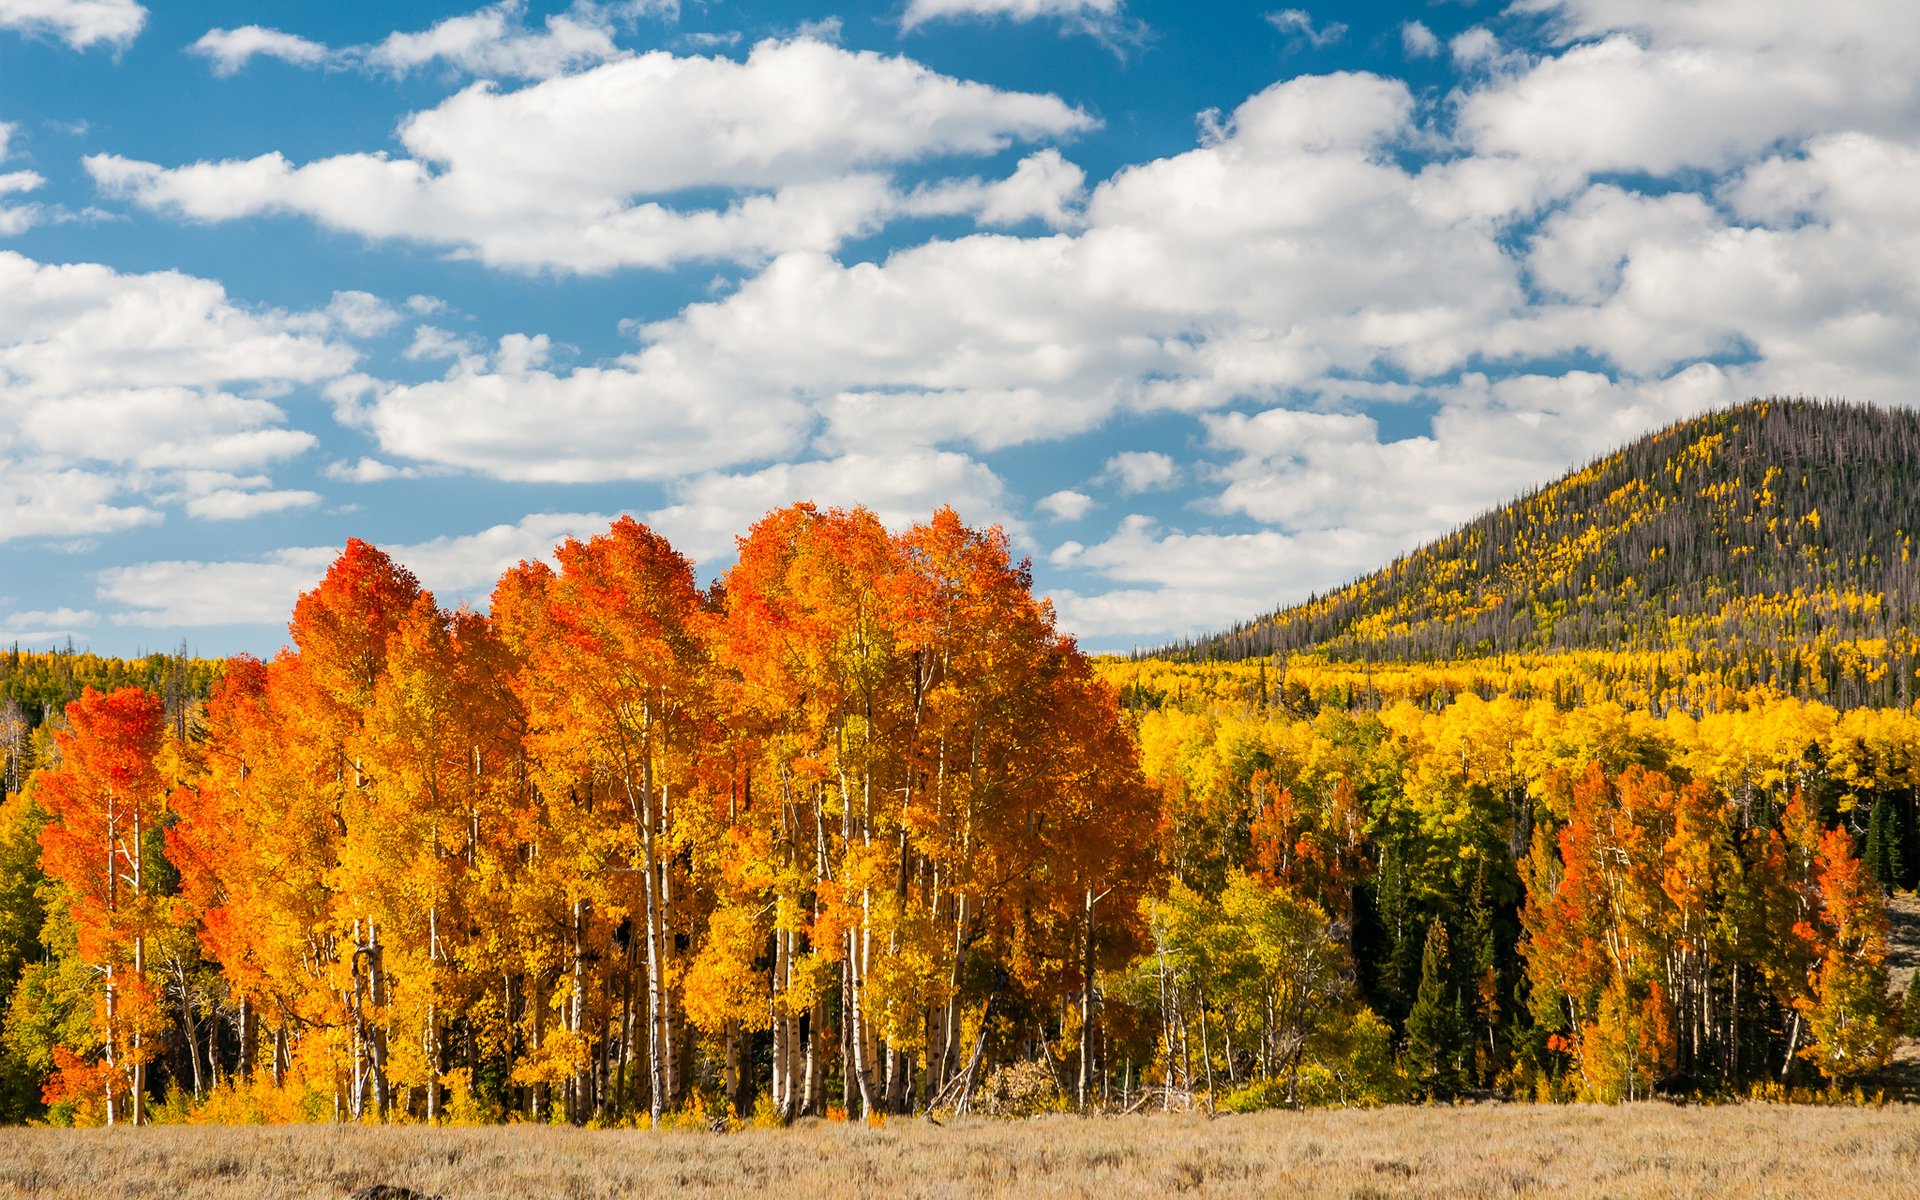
left=1169, top=398, right=1920, bottom=709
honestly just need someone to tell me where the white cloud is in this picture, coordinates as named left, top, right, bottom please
left=1457, top=0, right=1920, bottom=178
left=901, top=0, right=1126, bottom=34
left=340, top=332, right=812, bottom=482
left=0, top=466, right=158, bottom=541
left=1101, top=450, right=1180, bottom=494
left=1267, top=9, right=1346, bottom=49
left=184, top=488, right=322, bottom=520
left=904, top=148, right=1088, bottom=230
left=323, top=289, right=402, bottom=337
left=0, top=121, right=42, bottom=236
left=1047, top=515, right=1392, bottom=640
left=1400, top=21, right=1439, bottom=58
left=0, top=250, right=355, bottom=538
left=0, top=607, right=99, bottom=646
left=1037, top=489, right=1094, bottom=522
left=323, top=456, right=440, bottom=483
left=190, top=1, right=678, bottom=81
left=0, top=0, right=144, bottom=50
left=100, top=511, right=624, bottom=628
left=402, top=325, right=478, bottom=360
left=364, top=0, right=625, bottom=80
left=95, top=37, right=1095, bottom=273
left=189, top=25, right=331, bottom=75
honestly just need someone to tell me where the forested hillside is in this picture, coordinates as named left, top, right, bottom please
left=1177, top=399, right=1920, bottom=710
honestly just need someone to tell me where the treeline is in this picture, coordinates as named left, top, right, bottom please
left=1175, top=399, right=1920, bottom=710
left=1119, top=664, right=1909, bottom=1104
left=0, top=646, right=217, bottom=795
left=3, top=508, right=1157, bottom=1126
left=0, top=511, right=1907, bottom=1127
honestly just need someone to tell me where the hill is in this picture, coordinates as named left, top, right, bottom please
left=1168, top=397, right=1920, bottom=709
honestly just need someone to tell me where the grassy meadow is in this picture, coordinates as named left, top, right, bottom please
left=0, top=1104, right=1917, bottom=1200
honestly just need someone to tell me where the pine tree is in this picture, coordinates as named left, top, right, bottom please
left=1899, top=793, right=1920, bottom=892
left=1461, top=867, right=1501, bottom=1087
left=1405, top=918, right=1464, bottom=1101
left=1865, top=797, right=1899, bottom=894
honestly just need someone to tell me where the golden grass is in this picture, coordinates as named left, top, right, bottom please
left=1, top=1104, right=1917, bottom=1200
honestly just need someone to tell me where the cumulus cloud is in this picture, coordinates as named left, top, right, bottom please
left=189, top=1, right=669, bottom=81
left=0, top=122, right=43, bottom=236
left=1267, top=9, right=1346, bottom=49
left=900, top=0, right=1127, bottom=36
left=1101, top=450, right=1180, bottom=494
left=904, top=148, right=1089, bottom=230
left=184, top=488, right=322, bottom=520
left=0, top=0, right=143, bottom=50
left=96, top=37, right=1095, bottom=273
left=1459, top=0, right=1920, bottom=176
left=0, top=250, right=355, bottom=538
left=1048, top=516, right=1392, bottom=640
left=323, top=457, right=438, bottom=483
left=1401, top=21, right=1440, bottom=59
left=1037, top=489, right=1095, bottom=522
left=365, top=1, right=624, bottom=78
left=189, top=25, right=331, bottom=76
left=0, top=607, right=98, bottom=645
left=99, top=511, right=624, bottom=628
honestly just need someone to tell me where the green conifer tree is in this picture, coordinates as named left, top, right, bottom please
left=1866, top=796, right=1899, bottom=894
left=1899, top=794, right=1920, bottom=892
left=1405, top=918, right=1465, bottom=1101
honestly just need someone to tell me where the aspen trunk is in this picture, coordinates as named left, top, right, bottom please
left=236, top=999, right=255, bottom=1080
left=104, top=962, right=119, bottom=1126
left=177, top=959, right=203, bottom=1099
left=367, top=924, right=390, bottom=1119
left=570, top=896, right=592, bottom=1124
left=1077, top=887, right=1096, bottom=1111
left=802, top=986, right=827, bottom=1116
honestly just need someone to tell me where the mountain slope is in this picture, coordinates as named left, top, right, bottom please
left=1175, top=397, right=1920, bottom=707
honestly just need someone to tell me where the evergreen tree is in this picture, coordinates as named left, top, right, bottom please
left=1900, top=793, right=1920, bottom=892
left=1460, top=867, right=1501, bottom=1087
left=1865, top=796, right=1900, bottom=894
left=1405, top=918, right=1465, bottom=1101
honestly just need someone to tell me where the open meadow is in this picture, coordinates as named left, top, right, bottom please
left=0, top=1105, right=1917, bottom=1200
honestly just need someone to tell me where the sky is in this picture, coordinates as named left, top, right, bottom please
left=0, top=0, right=1916, bottom=657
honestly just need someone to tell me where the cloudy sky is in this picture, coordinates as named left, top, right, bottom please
left=0, top=0, right=1914, bottom=655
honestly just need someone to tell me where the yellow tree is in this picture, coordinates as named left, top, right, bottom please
left=502, top=516, right=711, bottom=1124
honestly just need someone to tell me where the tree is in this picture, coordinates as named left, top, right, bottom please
left=1799, top=826, right=1898, bottom=1081
left=35, top=687, right=167, bottom=1125
left=1863, top=795, right=1900, bottom=894
left=501, top=516, right=711, bottom=1124
left=1404, top=919, right=1463, bottom=1101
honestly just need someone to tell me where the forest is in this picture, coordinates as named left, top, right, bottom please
left=0, top=490, right=1907, bottom=1127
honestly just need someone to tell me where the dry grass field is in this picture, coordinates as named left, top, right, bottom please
left=0, top=1104, right=1916, bottom=1200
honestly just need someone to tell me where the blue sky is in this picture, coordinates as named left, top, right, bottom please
left=1, top=0, right=1916, bottom=656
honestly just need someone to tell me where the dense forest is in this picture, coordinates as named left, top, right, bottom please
left=1174, top=399, right=1920, bottom=710
left=0, top=647, right=218, bottom=796
left=0, top=418, right=1911, bottom=1126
